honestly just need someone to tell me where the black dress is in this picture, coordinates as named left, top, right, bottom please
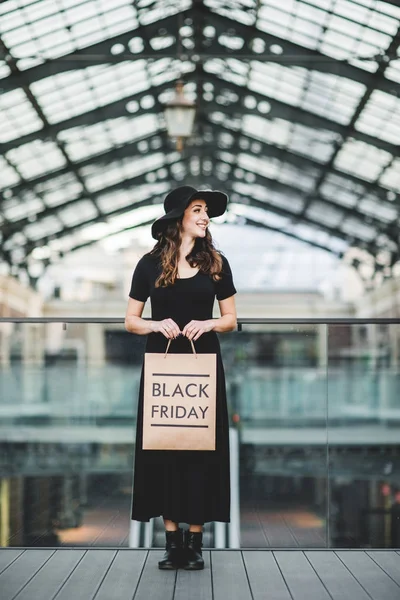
left=129, top=252, right=236, bottom=524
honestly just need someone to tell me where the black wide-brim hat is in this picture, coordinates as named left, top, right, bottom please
left=151, top=185, right=228, bottom=240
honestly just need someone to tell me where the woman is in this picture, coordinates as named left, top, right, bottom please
left=125, top=185, right=237, bottom=570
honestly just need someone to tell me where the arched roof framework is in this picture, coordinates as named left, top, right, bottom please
left=0, top=0, right=399, bottom=283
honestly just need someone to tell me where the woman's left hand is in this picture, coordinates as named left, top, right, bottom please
left=182, top=320, right=215, bottom=341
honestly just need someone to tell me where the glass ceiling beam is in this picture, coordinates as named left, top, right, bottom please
left=0, top=80, right=169, bottom=154
left=179, top=160, right=390, bottom=256
left=169, top=157, right=349, bottom=245
left=6, top=131, right=392, bottom=259
left=233, top=167, right=386, bottom=239
left=6, top=131, right=166, bottom=198
left=5, top=157, right=179, bottom=252
left=70, top=211, right=338, bottom=257
left=2, top=69, right=395, bottom=159
left=219, top=178, right=353, bottom=246
left=298, top=25, right=400, bottom=223
left=203, top=162, right=387, bottom=245
left=1, top=5, right=398, bottom=100
left=235, top=212, right=340, bottom=256
left=19, top=194, right=156, bottom=258
left=204, top=122, right=396, bottom=211
left=0, top=10, right=193, bottom=93
left=69, top=219, right=155, bottom=254
left=206, top=9, right=399, bottom=97
left=199, top=75, right=397, bottom=156
left=0, top=38, right=104, bottom=222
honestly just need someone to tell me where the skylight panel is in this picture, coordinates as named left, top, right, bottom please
left=80, top=163, right=129, bottom=193
left=242, top=115, right=291, bottom=147
left=278, top=163, right=319, bottom=193
left=322, top=185, right=358, bottom=209
left=24, top=215, right=63, bottom=240
left=0, top=89, right=43, bottom=142
left=60, top=127, right=113, bottom=162
left=37, top=176, right=84, bottom=207
left=321, top=175, right=362, bottom=208
left=241, top=115, right=337, bottom=164
left=21, top=0, right=58, bottom=22
left=256, top=2, right=317, bottom=51
left=136, top=0, right=191, bottom=27
left=0, top=158, right=20, bottom=189
left=7, top=141, right=66, bottom=179
left=341, top=217, right=376, bottom=242
left=205, top=0, right=254, bottom=25
left=3, top=193, right=44, bottom=222
left=237, top=154, right=279, bottom=181
left=250, top=63, right=303, bottom=108
left=301, top=72, right=365, bottom=125
left=359, top=196, right=397, bottom=223
left=307, top=201, right=342, bottom=228
left=0, top=62, right=11, bottom=79
left=250, top=62, right=365, bottom=126
left=287, top=124, right=336, bottom=163
left=57, top=115, right=159, bottom=162
left=97, top=190, right=134, bottom=213
left=107, top=203, right=163, bottom=230
left=81, top=153, right=166, bottom=193
left=0, top=3, right=26, bottom=33
left=260, top=0, right=393, bottom=69
left=334, top=139, right=393, bottom=182
left=58, top=200, right=98, bottom=226
left=235, top=181, right=304, bottom=214
left=1, top=0, right=138, bottom=65
left=1, top=7, right=69, bottom=57
left=380, top=159, right=400, bottom=193
left=232, top=203, right=290, bottom=229
left=31, top=61, right=149, bottom=124
left=204, top=59, right=248, bottom=87
left=356, top=90, right=400, bottom=146
left=386, top=61, right=400, bottom=84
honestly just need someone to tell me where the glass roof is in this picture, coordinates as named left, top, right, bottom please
left=0, top=0, right=399, bottom=286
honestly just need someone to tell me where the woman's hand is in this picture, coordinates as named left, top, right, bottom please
left=182, top=320, right=215, bottom=341
left=151, top=318, right=181, bottom=339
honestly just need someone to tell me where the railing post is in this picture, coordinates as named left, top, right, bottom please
left=129, top=519, right=141, bottom=548
left=144, top=519, right=154, bottom=547
left=228, top=427, right=240, bottom=548
left=214, top=522, right=226, bottom=548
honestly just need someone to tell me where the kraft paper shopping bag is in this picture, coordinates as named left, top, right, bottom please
left=142, top=340, right=217, bottom=450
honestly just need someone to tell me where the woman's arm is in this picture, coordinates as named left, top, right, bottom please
left=182, top=295, right=237, bottom=340
left=212, top=295, right=237, bottom=332
left=125, top=298, right=153, bottom=335
left=125, top=298, right=180, bottom=338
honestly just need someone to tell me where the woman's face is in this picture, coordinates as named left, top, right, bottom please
left=181, top=199, right=209, bottom=239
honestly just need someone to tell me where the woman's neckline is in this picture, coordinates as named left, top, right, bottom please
left=177, top=269, right=200, bottom=280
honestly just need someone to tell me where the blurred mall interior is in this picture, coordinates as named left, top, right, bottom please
left=0, top=0, right=400, bottom=550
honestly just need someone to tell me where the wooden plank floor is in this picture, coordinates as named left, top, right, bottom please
left=0, top=549, right=399, bottom=600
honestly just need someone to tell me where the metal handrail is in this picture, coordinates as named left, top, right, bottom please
left=1, top=317, right=400, bottom=324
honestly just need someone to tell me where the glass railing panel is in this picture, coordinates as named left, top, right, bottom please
left=2, top=319, right=399, bottom=550
left=0, top=321, right=143, bottom=547
left=327, top=323, right=400, bottom=548
left=220, top=323, right=328, bottom=548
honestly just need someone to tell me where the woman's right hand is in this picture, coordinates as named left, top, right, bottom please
left=150, top=318, right=181, bottom=339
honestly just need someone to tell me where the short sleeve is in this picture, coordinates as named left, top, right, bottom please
left=216, top=254, right=237, bottom=301
left=129, top=257, right=150, bottom=302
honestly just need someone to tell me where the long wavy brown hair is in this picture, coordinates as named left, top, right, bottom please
left=150, top=219, right=223, bottom=287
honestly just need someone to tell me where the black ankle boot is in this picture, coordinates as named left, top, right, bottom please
left=183, top=531, right=204, bottom=570
left=158, top=528, right=183, bottom=570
